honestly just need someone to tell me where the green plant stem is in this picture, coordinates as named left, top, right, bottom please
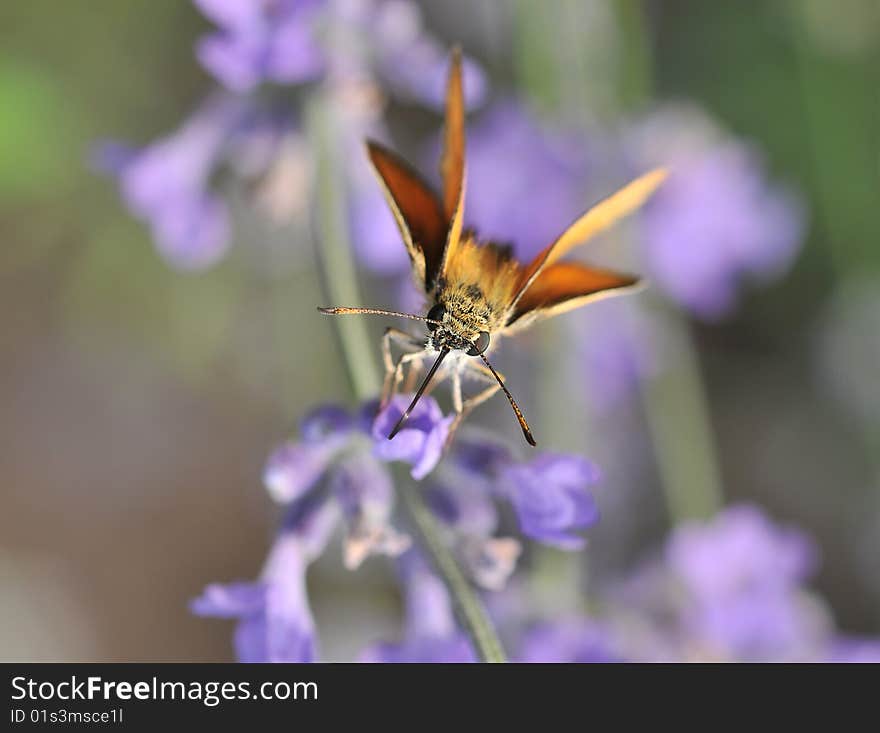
left=397, top=468, right=507, bottom=663
left=308, top=91, right=507, bottom=663
left=307, top=95, right=379, bottom=401
left=641, top=301, right=723, bottom=520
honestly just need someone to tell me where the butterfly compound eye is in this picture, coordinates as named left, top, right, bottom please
left=426, top=304, right=446, bottom=331
left=467, top=331, right=490, bottom=356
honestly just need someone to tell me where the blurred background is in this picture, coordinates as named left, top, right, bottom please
left=1, top=0, right=878, bottom=661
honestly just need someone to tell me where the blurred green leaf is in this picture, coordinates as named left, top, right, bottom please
left=0, top=59, right=80, bottom=198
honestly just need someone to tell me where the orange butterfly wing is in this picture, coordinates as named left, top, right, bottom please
left=365, top=50, right=467, bottom=292
left=505, top=262, right=640, bottom=331
left=509, top=168, right=667, bottom=313
left=366, top=141, right=447, bottom=290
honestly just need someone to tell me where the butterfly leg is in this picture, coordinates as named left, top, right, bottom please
left=381, top=327, right=426, bottom=407
left=403, top=354, right=425, bottom=393
left=444, top=363, right=501, bottom=449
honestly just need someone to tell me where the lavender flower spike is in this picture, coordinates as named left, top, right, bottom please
left=191, top=497, right=339, bottom=663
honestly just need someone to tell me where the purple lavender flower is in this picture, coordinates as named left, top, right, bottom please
left=360, top=553, right=476, bottom=662
left=504, top=502, right=880, bottom=664
left=191, top=496, right=338, bottom=662
left=263, top=405, right=355, bottom=503
left=498, top=454, right=601, bottom=550
left=600, top=504, right=832, bottom=661
left=261, top=401, right=434, bottom=570
left=331, top=451, right=412, bottom=570
left=665, top=505, right=822, bottom=660
left=372, top=394, right=453, bottom=480
left=429, top=435, right=602, bottom=560
left=667, top=505, right=816, bottom=599
left=426, top=477, right=522, bottom=591
left=191, top=397, right=448, bottom=662
left=96, top=96, right=249, bottom=270
left=631, top=105, right=806, bottom=319
left=194, top=0, right=326, bottom=92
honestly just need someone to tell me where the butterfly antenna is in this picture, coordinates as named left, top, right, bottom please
left=388, top=347, right=450, bottom=440
left=478, top=353, right=537, bottom=447
left=318, top=306, right=443, bottom=327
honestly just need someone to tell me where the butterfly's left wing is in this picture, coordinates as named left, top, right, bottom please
left=366, top=141, right=447, bottom=291
left=503, top=261, right=640, bottom=333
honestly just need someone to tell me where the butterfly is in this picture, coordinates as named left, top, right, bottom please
left=321, top=48, right=667, bottom=447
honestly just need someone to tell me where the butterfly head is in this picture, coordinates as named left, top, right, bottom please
left=425, top=300, right=491, bottom=356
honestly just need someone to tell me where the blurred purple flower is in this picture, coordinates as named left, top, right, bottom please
left=191, top=497, right=338, bottom=662
left=332, top=451, right=412, bottom=570
left=498, top=453, right=601, bottom=549
left=96, top=96, right=247, bottom=270
left=262, top=405, right=354, bottom=503
left=498, top=505, right=880, bottom=663
left=666, top=505, right=821, bottom=660
left=572, top=298, right=663, bottom=412
left=194, top=0, right=325, bottom=92
left=631, top=105, right=806, bottom=319
left=375, top=31, right=487, bottom=109
left=360, top=553, right=476, bottom=662
left=599, top=504, right=835, bottom=661
left=426, top=477, right=522, bottom=590
left=667, top=505, right=815, bottom=599
left=517, top=619, right=624, bottom=663
left=193, top=0, right=487, bottom=107
left=826, top=637, right=880, bottom=663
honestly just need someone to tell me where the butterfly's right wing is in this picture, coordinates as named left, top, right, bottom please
left=366, top=141, right=448, bottom=291
left=507, top=168, right=667, bottom=315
